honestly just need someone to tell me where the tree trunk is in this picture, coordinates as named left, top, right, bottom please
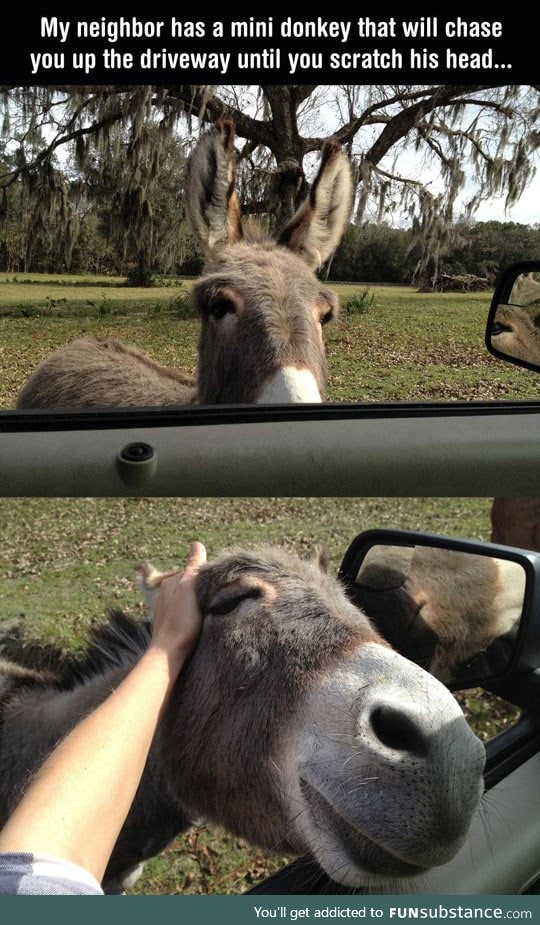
left=263, top=87, right=309, bottom=228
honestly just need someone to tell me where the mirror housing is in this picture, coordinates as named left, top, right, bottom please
left=338, top=528, right=540, bottom=707
left=486, top=261, right=540, bottom=373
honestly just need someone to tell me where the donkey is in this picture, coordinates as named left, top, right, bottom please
left=491, top=498, right=540, bottom=554
left=0, top=546, right=485, bottom=893
left=351, top=545, right=525, bottom=679
left=510, top=273, right=540, bottom=308
left=491, top=273, right=540, bottom=366
left=491, top=304, right=540, bottom=365
left=16, top=122, right=353, bottom=410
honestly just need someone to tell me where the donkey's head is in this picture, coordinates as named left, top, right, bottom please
left=491, top=303, right=540, bottom=365
left=186, top=121, right=353, bottom=404
left=147, top=547, right=485, bottom=888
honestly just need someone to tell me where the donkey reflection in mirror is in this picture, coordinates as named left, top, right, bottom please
left=0, top=546, right=485, bottom=893
left=17, top=122, right=353, bottom=410
left=353, top=545, right=525, bottom=678
left=491, top=273, right=540, bottom=366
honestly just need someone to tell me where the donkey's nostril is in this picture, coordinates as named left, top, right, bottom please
left=370, top=704, right=429, bottom=757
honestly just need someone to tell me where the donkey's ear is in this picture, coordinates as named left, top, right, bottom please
left=278, top=138, right=353, bottom=270
left=134, top=562, right=182, bottom=619
left=185, top=119, right=243, bottom=253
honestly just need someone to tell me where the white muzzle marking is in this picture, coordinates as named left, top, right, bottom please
left=257, top=367, right=322, bottom=403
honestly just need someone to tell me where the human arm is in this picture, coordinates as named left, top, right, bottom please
left=0, top=541, right=206, bottom=886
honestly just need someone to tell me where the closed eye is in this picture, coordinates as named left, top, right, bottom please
left=209, top=297, right=236, bottom=320
left=492, top=322, right=513, bottom=335
left=208, top=587, right=263, bottom=616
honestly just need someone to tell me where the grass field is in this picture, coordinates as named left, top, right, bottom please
left=0, top=273, right=537, bottom=408
left=0, top=496, right=521, bottom=894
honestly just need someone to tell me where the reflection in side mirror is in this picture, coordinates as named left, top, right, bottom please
left=347, top=541, right=526, bottom=688
left=487, top=262, right=540, bottom=373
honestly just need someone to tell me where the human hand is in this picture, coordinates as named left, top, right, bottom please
left=149, top=542, right=207, bottom=662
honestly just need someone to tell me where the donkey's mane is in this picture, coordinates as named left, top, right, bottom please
left=56, top=612, right=151, bottom=692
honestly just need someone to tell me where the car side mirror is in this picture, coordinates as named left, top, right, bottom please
left=486, top=261, right=540, bottom=373
left=338, top=528, right=540, bottom=702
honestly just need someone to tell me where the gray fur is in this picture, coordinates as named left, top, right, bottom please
left=490, top=273, right=540, bottom=366
left=17, top=337, right=196, bottom=410
left=491, top=302, right=540, bottom=365
left=186, top=119, right=243, bottom=250
left=279, top=138, right=354, bottom=269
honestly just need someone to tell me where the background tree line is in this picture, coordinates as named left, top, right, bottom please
left=328, top=220, right=540, bottom=284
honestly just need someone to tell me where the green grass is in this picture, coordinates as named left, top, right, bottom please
left=0, top=272, right=127, bottom=286
left=0, top=497, right=519, bottom=894
left=0, top=497, right=496, bottom=649
left=341, top=288, right=375, bottom=315
left=0, top=274, right=536, bottom=409
left=325, top=284, right=535, bottom=402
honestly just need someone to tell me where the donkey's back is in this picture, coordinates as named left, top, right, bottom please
left=16, top=336, right=196, bottom=410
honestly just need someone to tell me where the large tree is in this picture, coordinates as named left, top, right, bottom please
left=1, top=85, right=538, bottom=279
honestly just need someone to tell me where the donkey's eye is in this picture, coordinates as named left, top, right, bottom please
left=320, top=309, right=334, bottom=325
left=492, top=322, right=513, bottom=335
left=208, top=587, right=262, bottom=616
left=209, top=297, right=236, bottom=320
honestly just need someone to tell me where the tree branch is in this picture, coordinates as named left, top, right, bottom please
left=292, top=86, right=317, bottom=107
left=163, top=86, right=275, bottom=147
left=416, top=125, right=454, bottom=167
left=0, top=113, right=124, bottom=188
left=362, top=85, right=502, bottom=168
left=0, top=86, right=276, bottom=188
left=305, top=87, right=463, bottom=152
left=427, top=123, right=494, bottom=164
left=373, top=166, right=424, bottom=187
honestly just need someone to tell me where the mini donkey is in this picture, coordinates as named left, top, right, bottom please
left=16, top=122, right=353, bottom=409
left=491, top=304, right=540, bottom=365
left=490, top=273, right=540, bottom=366
left=491, top=498, right=540, bottom=553
left=0, top=546, right=485, bottom=893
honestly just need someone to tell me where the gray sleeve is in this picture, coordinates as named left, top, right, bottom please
left=0, top=852, right=104, bottom=895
